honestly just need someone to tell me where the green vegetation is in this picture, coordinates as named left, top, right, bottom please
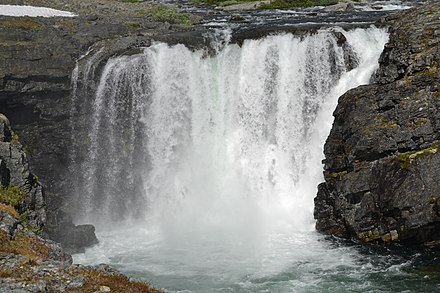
left=19, top=211, right=41, bottom=235
left=126, top=21, right=141, bottom=29
left=328, top=170, right=348, bottom=178
left=76, top=268, right=162, bottom=292
left=0, top=236, right=163, bottom=292
left=0, top=17, right=45, bottom=29
left=379, top=121, right=398, bottom=128
left=0, top=203, right=19, bottom=218
left=0, top=185, right=41, bottom=234
left=137, top=9, right=148, bottom=17
left=414, top=117, right=429, bottom=126
left=398, top=142, right=440, bottom=169
left=0, top=185, right=27, bottom=208
left=151, top=4, right=193, bottom=25
left=260, top=0, right=338, bottom=9
left=0, top=230, right=49, bottom=260
left=10, top=131, right=20, bottom=145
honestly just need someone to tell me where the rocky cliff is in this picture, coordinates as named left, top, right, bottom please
left=314, top=2, right=440, bottom=246
left=0, top=114, right=161, bottom=292
left=0, top=0, right=200, bottom=250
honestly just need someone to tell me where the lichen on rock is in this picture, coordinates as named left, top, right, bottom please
left=314, top=2, right=440, bottom=247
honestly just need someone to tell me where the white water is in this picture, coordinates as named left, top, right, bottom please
left=73, top=27, right=392, bottom=292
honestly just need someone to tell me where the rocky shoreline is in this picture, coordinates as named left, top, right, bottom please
left=0, top=115, right=162, bottom=292
left=0, top=0, right=406, bottom=252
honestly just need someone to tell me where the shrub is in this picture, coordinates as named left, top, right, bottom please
left=151, top=4, right=193, bottom=25
left=0, top=185, right=27, bottom=208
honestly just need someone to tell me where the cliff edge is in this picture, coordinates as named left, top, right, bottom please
left=314, top=2, right=440, bottom=246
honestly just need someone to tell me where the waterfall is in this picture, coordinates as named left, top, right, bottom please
left=72, top=27, right=392, bottom=292
left=71, top=27, right=388, bottom=236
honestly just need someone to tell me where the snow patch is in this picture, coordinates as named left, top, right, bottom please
left=0, top=5, right=76, bottom=17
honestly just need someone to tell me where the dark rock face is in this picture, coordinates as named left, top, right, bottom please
left=0, top=115, right=46, bottom=229
left=314, top=2, right=440, bottom=246
left=48, top=209, right=98, bottom=254
left=0, top=6, right=196, bottom=249
left=0, top=113, right=98, bottom=253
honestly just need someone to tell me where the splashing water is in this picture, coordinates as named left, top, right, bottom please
left=70, top=27, right=440, bottom=292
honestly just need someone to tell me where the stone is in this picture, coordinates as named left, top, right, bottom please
left=0, top=113, right=11, bottom=142
left=314, top=2, right=440, bottom=246
left=100, top=285, right=111, bottom=292
left=35, top=280, right=47, bottom=292
left=0, top=211, right=22, bottom=240
left=0, top=159, right=10, bottom=186
left=46, top=209, right=98, bottom=253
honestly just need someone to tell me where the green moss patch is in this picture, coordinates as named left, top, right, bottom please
left=328, top=170, right=348, bottom=178
left=151, top=4, right=193, bottom=25
left=398, top=142, right=440, bottom=169
left=126, top=21, right=141, bottom=29
left=0, top=185, right=27, bottom=208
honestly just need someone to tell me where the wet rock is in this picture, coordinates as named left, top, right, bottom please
left=58, top=223, right=99, bottom=254
left=46, top=209, right=98, bottom=253
left=314, top=2, right=440, bottom=246
left=0, top=211, right=22, bottom=239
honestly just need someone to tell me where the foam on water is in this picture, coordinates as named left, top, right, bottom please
left=71, top=27, right=418, bottom=292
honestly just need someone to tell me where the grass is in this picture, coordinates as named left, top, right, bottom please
left=74, top=267, right=163, bottom=293
left=0, top=230, right=49, bottom=260
left=150, top=4, right=193, bottom=25
left=0, top=203, right=19, bottom=218
left=0, top=185, right=28, bottom=208
left=0, top=17, right=45, bottom=29
left=0, top=235, right=163, bottom=292
left=19, top=211, right=42, bottom=235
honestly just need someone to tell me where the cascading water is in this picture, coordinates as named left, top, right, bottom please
left=73, top=27, right=384, bottom=227
left=72, top=27, right=439, bottom=292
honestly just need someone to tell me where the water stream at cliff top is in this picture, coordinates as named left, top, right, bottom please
left=71, top=27, right=440, bottom=292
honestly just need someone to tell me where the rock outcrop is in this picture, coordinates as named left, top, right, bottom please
left=314, top=2, right=440, bottom=246
left=0, top=114, right=46, bottom=230
left=0, top=115, right=160, bottom=292
left=0, top=0, right=194, bottom=250
left=0, top=113, right=98, bottom=253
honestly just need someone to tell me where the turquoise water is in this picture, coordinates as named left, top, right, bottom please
left=70, top=25, right=439, bottom=292
left=74, top=227, right=440, bottom=292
